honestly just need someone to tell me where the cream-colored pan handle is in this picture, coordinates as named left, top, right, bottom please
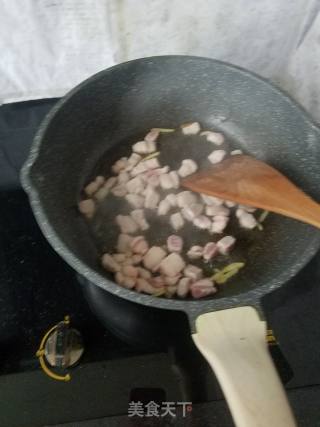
left=192, top=306, right=296, bottom=427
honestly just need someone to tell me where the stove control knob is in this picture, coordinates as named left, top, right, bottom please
left=36, top=316, right=84, bottom=381
left=45, top=322, right=84, bottom=368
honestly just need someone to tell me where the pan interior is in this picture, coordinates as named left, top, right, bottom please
left=27, top=56, right=320, bottom=302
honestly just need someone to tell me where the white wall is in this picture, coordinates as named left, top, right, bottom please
left=1, top=0, right=320, bottom=121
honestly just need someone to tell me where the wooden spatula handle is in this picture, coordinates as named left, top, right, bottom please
left=192, top=307, right=296, bottom=427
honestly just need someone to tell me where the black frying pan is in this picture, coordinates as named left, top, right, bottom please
left=21, top=56, right=320, bottom=426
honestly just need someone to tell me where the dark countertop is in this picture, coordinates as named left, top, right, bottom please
left=51, top=385, right=320, bottom=427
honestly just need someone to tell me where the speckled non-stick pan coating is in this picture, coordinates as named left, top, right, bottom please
left=21, top=56, right=320, bottom=328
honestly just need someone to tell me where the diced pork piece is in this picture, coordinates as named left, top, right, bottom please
left=217, top=236, right=236, bottom=255
left=112, top=157, right=128, bottom=174
left=143, top=246, right=167, bottom=270
left=164, top=274, right=182, bottom=286
left=142, top=169, right=155, bottom=181
left=159, top=172, right=180, bottom=190
left=201, top=131, right=225, bottom=146
left=126, top=176, right=145, bottom=194
left=93, top=176, right=105, bottom=186
left=132, top=140, right=156, bottom=155
left=178, top=159, right=198, bottom=178
left=201, top=194, right=224, bottom=206
left=122, top=276, right=137, bottom=289
left=191, top=279, right=217, bottom=299
left=238, top=211, right=257, bottom=229
left=138, top=267, right=152, bottom=279
left=113, top=253, right=127, bottom=263
left=145, top=128, right=160, bottom=143
left=159, top=174, right=174, bottom=190
left=142, top=166, right=169, bottom=186
left=156, top=166, right=170, bottom=174
left=167, top=172, right=179, bottom=189
left=104, top=176, right=118, bottom=190
left=225, top=200, right=237, bottom=208
left=118, top=171, right=130, bottom=184
left=131, top=209, right=149, bottom=231
left=130, top=236, right=149, bottom=255
left=165, top=193, right=177, bottom=207
left=170, top=212, right=185, bottom=231
left=131, top=254, right=143, bottom=265
left=122, top=258, right=133, bottom=266
left=214, top=213, right=230, bottom=223
left=184, top=264, right=203, bottom=281
left=158, top=253, right=186, bottom=277
left=115, top=272, right=124, bottom=285
left=181, top=122, right=201, bottom=135
left=238, top=204, right=257, bottom=213
left=181, top=203, right=204, bottom=221
left=167, top=235, right=183, bottom=253
left=111, top=184, right=128, bottom=197
left=166, top=285, right=178, bottom=297
left=157, top=199, right=171, bottom=216
left=193, top=215, right=211, bottom=230
left=144, top=186, right=160, bottom=209
left=125, top=194, right=145, bottom=209
left=208, top=149, right=227, bottom=164
left=84, top=176, right=105, bottom=197
left=101, top=254, right=121, bottom=273
left=144, top=158, right=161, bottom=170
left=116, top=215, right=139, bottom=234
left=132, top=254, right=143, bottom=264
left=117, top=234, right=133, bottom=253
left=236, top=208, right=246, bottom=218
left=151, top=276, right=166, bottom=288
left=169, top=171, right=180, bottom=188
left=94, top=184, right=110, bottom=201
left=130, top=162, right=148, bottom=177
left=127, top=153, right=142, bottom=167
left=115, top=271, right=136, bottom=289
left=211, top=215, right=229, bottom=234
left=187, top=245, right=204, bottom=260
left=78, top=199, right=95, bottom=219
left=176, top=191, right=198, bottom=208
left=136, top=278, right=160, bottom=295
left=205, top=205, right=230, bottom=217
left=148, top=175, right=160, bottom=188
left=231, top=149, right=243, bottom=155
left=203, top=242, right=219, bottom=261
left=177, top=277, right=192, bottom=297
left=122, top=265, right=139, bottom=279
left=144, top=166, right=170, bottom=177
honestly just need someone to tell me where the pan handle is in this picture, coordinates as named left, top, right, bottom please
left=192, top=306, right=296, bottom=427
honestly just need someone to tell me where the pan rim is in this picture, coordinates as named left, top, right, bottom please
left=20, top=55, right=320, bottom=316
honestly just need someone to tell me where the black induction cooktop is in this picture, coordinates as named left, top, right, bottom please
left=0, top=99, right=320, bottom=427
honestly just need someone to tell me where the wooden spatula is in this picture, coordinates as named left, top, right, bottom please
left=182, top=154, right=320, bottom=229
